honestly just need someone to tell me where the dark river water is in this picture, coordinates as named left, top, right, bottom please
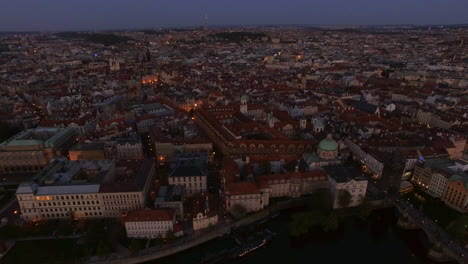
left=149, top=208, right=456, bottom=264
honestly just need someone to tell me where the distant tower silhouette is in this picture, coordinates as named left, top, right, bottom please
left=109, top=58, right=120, bottom=71
left=203, top=14, right=208, bottom=30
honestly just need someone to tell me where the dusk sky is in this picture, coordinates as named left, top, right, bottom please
left=1, top=0, right=468, bottom=31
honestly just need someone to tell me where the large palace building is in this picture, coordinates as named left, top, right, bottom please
left=0, top=127, right=76, bottom=176
left=194, top=106, right=314, bottom=156
left=16, top=158, right=155, bottom=221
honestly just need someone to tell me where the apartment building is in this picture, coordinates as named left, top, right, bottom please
left=168, top=152, right=207, bottom=195
left=0, top=127, right=75, bottom=175
left=124, top=209, right=181, bottom=239
left=326, top=165, right=368, bottom=208
left=16, top=158, right=155, bottom=221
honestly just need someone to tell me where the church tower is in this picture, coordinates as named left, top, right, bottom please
left=267, top=112, right=275, bottom=128
left=240, top=95, right=248, bottom=114
left=300, top=119, right=307, bottom=130
left=109, top=58, right=120, bottom=71
left=68, top=75, right=78, bottom=94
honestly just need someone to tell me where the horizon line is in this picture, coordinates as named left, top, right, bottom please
left=1, top=22, right=468, bottom=33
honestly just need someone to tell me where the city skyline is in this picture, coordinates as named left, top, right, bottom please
left=0, top=2, right=467, bottom=263
left=1, top=0, right=468, bottom=31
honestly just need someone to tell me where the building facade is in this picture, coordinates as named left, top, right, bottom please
left=225, top=182, right=268, bottom=213
left=326, top=165, right=368, bottom=209
left=428, top=171, right=451, bottom=198
left=124, top=209, right=177, bottom=239
left=0, top=127, right=76, bottom=175
left=442, top=174, right=468, bottom=213
left=168, top=153, right=207, bottom=195
left=16, top=158, right=155, bottom=221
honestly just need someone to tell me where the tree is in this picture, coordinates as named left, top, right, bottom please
left=239, top=165, right=250, bottom=181
left=306, top=188, right=333, bottom=210
left=128, top=238, right=143, bottom=253
left=230, top=203, right=248, bottom=219
left=292, top=129, right=304, bottom=140
left=96, top=240, right=112, bottom=257
left=356, top=196, right=372, bottom=219
left=321, top=213, right=340, bottom=232
left=337, top=190, right=352, bottom=208
left=260, top=161, right=271, bottom=175
left=298, top=159, right=308, bottom=172
left=289, top=211, right=341, bottom=236
left=56, top=220, right=73, bottom=236
left=0, top=124, right=19, bottom=143
left=446, top=216, right=468, bottom=242
left=166, top=230, right=176, bottom=241
left=289, top=212, right=322, bottom=237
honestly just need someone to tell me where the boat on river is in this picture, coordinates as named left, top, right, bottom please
left=229, top=229, right=276, bottom=259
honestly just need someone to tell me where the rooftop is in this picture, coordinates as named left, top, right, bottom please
left=0, top=127, right=74, bottom=151
left=325, top=165, right=367, bottom=183
left=318, top=134, right=339, bottom=151
left=156, top=185, right=183, bottom=202
left=123, top=208, right=174, bottom=222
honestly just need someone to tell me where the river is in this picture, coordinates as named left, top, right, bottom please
left=149, top=208, right=456, bottom=264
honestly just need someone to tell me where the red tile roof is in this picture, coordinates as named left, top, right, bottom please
left=173, top=223, right=183, bottom=233
left=227, top=182, right=260, bottom=196
left=123, top=209, right=174, bottom=222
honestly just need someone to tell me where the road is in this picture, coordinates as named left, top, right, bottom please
left=392, top=196, right=468, bottom=263
left=0, top=199, right=20, bottom=224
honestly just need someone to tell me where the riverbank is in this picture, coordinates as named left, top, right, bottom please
left=85, top=197, right=392, bottom=264
left=153, top=208, right=458, bottom=264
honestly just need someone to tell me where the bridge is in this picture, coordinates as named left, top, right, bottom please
left=391, top=196, right=468, bottom=264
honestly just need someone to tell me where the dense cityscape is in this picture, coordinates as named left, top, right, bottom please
left=0, top=24, right=467, bottom=264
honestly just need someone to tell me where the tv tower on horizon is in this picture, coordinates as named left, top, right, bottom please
left=203, top=14, right=208, bottom=30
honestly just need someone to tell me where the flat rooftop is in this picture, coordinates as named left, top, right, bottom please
left=69, top=142, right=105, bottom=151
left=156, top=185, right=183, bottom=203
left=0, top=127, right=74, bottom=151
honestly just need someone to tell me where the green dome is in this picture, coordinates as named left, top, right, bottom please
left=240, top=94, right=249, bottom=102
left=318, top=136, right=338, bottom=151
left=314, top=119, right=324, bottom=128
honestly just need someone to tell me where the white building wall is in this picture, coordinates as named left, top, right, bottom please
left=168, top=176, right=207, bottom=195
left=229, top=194, right=263, bottom=212
left=331, top=179, right=368, bottom=209
left=428, top=173, right=448, bottom=198
left=193, top=213, right=218, bottom=231
left=125, top=220, right=173, bottom=239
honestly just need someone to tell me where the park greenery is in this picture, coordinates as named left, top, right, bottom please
left=1, top=239, right=84, bottom=264
left=0, top=123, right=19, bottom=143
left=141, top=30, right=165, bottom=35
left=0, top=220, right=72, bottom=239
left=445, top=215, right=468, bottom=243
left=129, top=238, right=145, bottom=253
left=260, top=161, right=271, bottom=175
left=207, top=32, right=268, bottom=42
left=337, top=190, right=352, bottom=208
left=230, top=203, right=248, bottom=220
left=82, top=220, right=113, bottom=257
left=0, top=191, right=14, bottom=207
left=55, top=32, right=133, bottom=46
left=290, top=189, right=373, bottom=237
left=290, top=211, right=341, bottom=237
left=304, top=188, right=334, bottom=210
